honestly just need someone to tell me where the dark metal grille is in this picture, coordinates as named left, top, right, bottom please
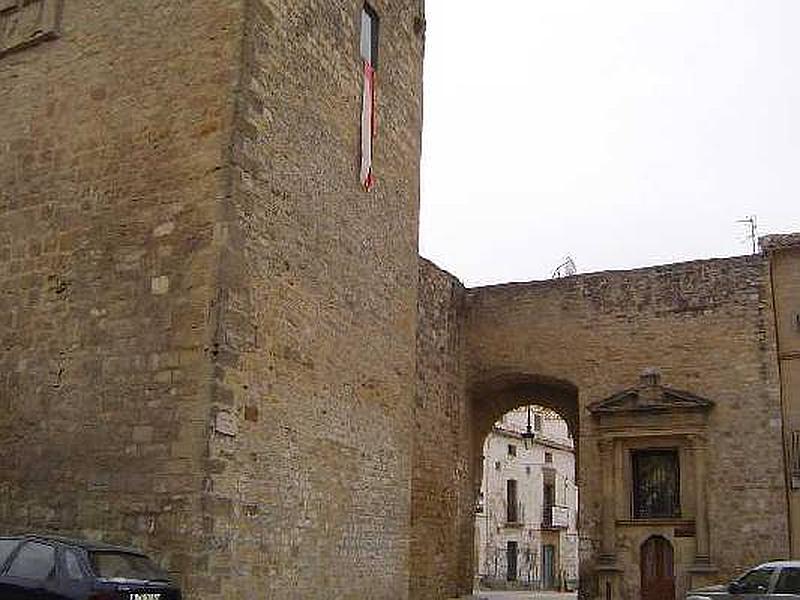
left=632, top=449, right=680, bottom=519
left=791, top=431, right=800, bottom=489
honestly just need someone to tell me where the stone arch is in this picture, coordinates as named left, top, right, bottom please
left=469, top=371, right=580, bottom=493
left=470, top=371, right=579, bottom=443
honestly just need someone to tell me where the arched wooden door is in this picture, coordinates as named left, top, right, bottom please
left=640, top=536, right=675, bottom=600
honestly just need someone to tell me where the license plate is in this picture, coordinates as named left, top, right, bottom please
left=130, top=594, right=162, bottom=600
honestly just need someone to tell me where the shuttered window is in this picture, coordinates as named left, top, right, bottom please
left=506, top=479, right=518, bottom=523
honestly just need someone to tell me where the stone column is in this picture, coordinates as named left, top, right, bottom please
left=598, top=438, right=617, bottom=562
left=595, top=437, right=621, bottom=599
left=692, top=434, right=712, bottom=566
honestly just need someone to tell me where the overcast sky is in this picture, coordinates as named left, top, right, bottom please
left=419, top=0, right=800, bottom=286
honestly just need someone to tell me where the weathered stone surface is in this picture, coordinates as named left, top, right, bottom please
left=198, top=1, right=425, bottom=598
left=413, top=259, right=472, bottom=599
left=0, top=2, right=241, bottom=597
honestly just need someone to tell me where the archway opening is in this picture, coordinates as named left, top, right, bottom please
left=469, top=374, right=581, bottom=594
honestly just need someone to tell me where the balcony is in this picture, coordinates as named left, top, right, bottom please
left=541, top=504, right=570, bottom=529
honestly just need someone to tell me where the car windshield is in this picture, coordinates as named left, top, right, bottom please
left=89, top=551, right=169, bottom=582
left=736, top=567, right=775, bottom=593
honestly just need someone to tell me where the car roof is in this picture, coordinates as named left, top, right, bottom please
left=761, top=560, right=800, bottom=568
left=0, top=534, right=147, bottom=556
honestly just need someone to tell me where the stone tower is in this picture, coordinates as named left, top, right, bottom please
left=0, top=1, right=425, bottom=598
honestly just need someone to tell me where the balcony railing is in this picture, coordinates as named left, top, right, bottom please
left=542, top=504, right=570, bottom=529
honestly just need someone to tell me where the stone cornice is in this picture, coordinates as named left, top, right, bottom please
left=588, top=369, right=714, bottom=416
left=760, top=232, right=800, bottom=253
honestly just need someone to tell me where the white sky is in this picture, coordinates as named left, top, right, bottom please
left=419, top=0, right=800, bottom=286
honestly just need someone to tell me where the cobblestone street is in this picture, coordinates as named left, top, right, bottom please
left=474, top=592, right=576, bottom=600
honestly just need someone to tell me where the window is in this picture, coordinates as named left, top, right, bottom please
left=736, top=568, right=775, bottom=593
left=508, top=444, right=517, bottom=457
left=64, top=550, right=85, bottom=581
left=776, top=567, right=800, bottom=593
left=358, top=3, right=379, bottom=191
left=632, top=449, right=680, bottom=519
left=6, top=542, right=55, bottom=580
left=544, top=452, right=553, bottom=464
left=494, top=460, right=501, bottom=470
left=0, top=539, right=18, bottom=570
left=542, top=482, right=555, bottom=527
left=534, top=414, right=542, bottom=432
left=360, top=4, right=379, bottom=68
left=506, top=479, right=518, bottom=523
left=89, top=552, right=168, bottom=581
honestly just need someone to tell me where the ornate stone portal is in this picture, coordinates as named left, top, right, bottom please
left=588, top=369, right=716, bottom=599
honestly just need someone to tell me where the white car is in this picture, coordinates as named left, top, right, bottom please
left=687, top=561, right=800, bottom=599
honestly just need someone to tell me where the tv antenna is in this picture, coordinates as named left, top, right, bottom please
left=737, top=215, right=758, bottom=254
left=552, top=256, right=577, bottom=279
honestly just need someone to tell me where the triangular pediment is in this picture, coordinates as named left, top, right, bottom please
left=588, top=369, right=713, bottom=416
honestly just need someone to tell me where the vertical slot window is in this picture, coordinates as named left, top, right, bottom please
left=359, top=4, right=379, bottom=191
left=361, top=4, right=379, bottom=68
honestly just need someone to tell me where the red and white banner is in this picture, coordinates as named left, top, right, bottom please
left=360, top=60, right=376, bottom=191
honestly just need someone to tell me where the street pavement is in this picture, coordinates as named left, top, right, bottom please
left=472, top=592, right=576, bottom=600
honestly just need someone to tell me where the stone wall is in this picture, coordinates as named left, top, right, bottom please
left=762, top=234, right=800, bottom=560
left=198, top=1, right=426, bottom=598
left=464, top=254, right=787, bottom=599
left=412, top=259, right=472, bottom=599
left=0, top=1, right=241, bottom=595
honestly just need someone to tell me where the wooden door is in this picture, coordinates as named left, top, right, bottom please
left=640, top=536, right=675, bottom=600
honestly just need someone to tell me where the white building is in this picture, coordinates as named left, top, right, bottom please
left=475, top=406, right=579, bottom=590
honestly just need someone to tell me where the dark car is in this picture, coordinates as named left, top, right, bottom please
left=686, top=560, right=800, bottom=599
left=0, top=534, right=181, bottom=599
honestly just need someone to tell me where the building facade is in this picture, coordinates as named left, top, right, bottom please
left=476, top=407, right=579, bottom=590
